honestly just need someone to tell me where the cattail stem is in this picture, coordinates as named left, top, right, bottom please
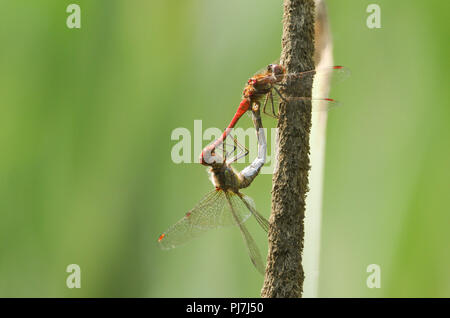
left=261, top=0, right=316, bottom=298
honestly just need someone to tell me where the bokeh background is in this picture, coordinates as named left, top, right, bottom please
left=0, top=0, right=448, bottom=297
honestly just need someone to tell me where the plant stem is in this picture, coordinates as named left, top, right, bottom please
left=261, top=0, right=316, bottom=298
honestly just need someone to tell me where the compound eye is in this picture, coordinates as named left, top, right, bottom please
left=274, top=64, right=283, bottom=75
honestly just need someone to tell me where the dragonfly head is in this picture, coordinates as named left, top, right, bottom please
left=200, top=144, right=226, bottom=167
left=268, top=64, right=285, bottom=82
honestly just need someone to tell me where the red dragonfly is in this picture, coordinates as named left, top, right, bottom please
left=159, top=106, right=268, bottom=274
left=200, top=64, right=349, bottom=165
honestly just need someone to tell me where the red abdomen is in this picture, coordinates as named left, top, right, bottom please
left=199, top=98, right=250, bottom=166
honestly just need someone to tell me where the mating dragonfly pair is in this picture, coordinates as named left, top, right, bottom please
left=158, top=63, right=349, bottom=274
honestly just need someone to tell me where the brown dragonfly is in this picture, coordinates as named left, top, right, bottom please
left=158, top=104, right=268, bottom=274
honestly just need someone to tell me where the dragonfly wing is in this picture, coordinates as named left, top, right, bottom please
left=282, top=65, right=350, bottom=89
left=260, top=65, right=350, bottom=114
left=267, top=88, right=340, bottom=113
left=290, top=97, right=340, bottom=112
left=238, top=194, right=269, bottom=233
left=158, top=189, right=251, bottom=250
left=254, top=65, right=349, bottom=93
left=225, top=192, right=266, bottom=275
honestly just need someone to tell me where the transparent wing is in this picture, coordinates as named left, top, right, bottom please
left=261, top=90, right=340, bottom=117
left=158, top=189, right=251, bottom=250
left=238, top=194, right=269, bottom=233
left=251, top=65, right=349, bottom=91
left=257, top=65, right=349, bottom=115
left=225, top=192, right=265, bottom=275
left=282, top=65, right=350, bottom=89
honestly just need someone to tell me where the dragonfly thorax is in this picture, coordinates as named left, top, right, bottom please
left=243, top=65, right=285, bottom=100
left=243, top=80, right=272, bottom=100
left=209, top=164, right=241, bottom=192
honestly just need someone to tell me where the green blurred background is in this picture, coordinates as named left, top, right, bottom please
left=0, top=0, right=449, bottom=297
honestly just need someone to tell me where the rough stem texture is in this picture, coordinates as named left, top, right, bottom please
left=261, top=0, right=316, bottom=298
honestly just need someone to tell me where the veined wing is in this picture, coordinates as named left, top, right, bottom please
left=158, top=189, right=251, bottom=250
left=238, top=194, right=269, bottom=233
left=225, top=192, right=265, bottom=275
left=282, top=65, right=350, bottom=88
left=257, top=65, right=349, bottom=114
left=262, top=90, right=341, bottom=114
left=251, top=65, right=349, bottom=91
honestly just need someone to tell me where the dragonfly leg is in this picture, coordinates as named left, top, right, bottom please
left=262, top=91, right=278, bottom=119
left=262, top=93, right=269, bottom=116
left=224, top=138, right=237, bottom=160
left=273, top=86, right=287, bottom=102
left=269, top=90, right=279, bottom=119
left=263, top=94, right=269, bottom=115
left=226, top=136, right=249, bottom=164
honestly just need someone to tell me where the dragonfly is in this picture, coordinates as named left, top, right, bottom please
left=200, top=63, right=349, bottom=165
left=158, top=104, right=269, bottom=274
